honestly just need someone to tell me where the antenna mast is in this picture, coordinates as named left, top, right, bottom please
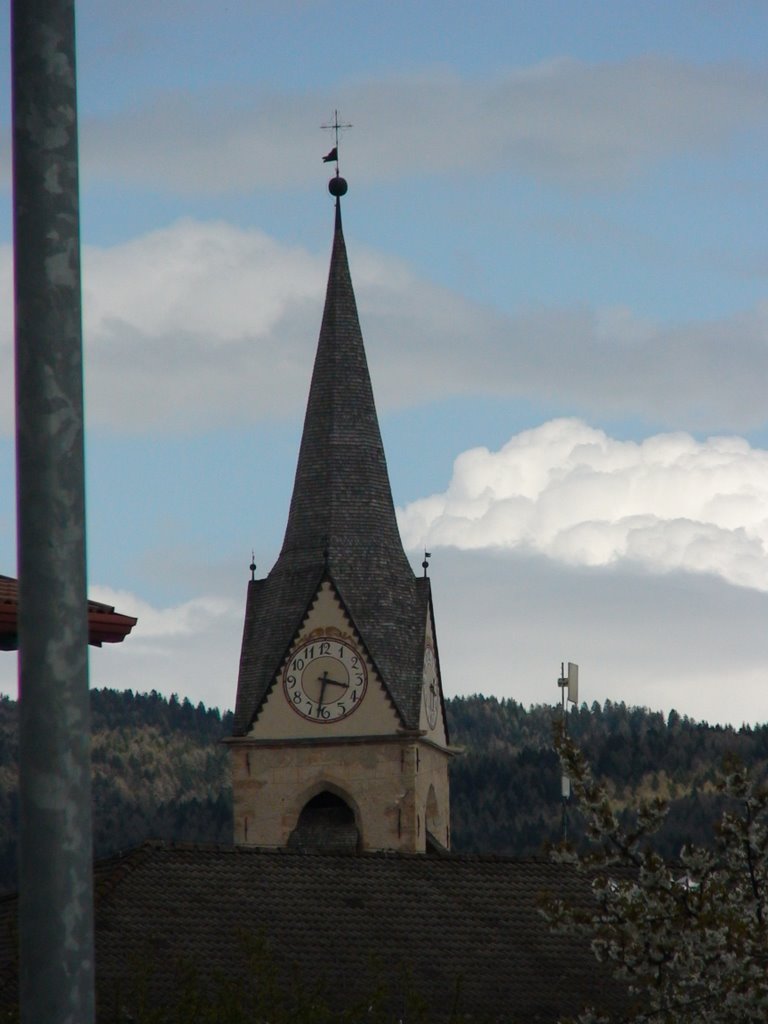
left=557, top=661, right=579, bottom=843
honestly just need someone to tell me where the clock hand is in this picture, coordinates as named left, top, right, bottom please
left=316, top=670, right=330, bottom=714
left=315, top=670, right=349, bottom=717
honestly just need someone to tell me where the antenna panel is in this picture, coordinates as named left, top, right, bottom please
left=567, top=662, right=579, bottom=704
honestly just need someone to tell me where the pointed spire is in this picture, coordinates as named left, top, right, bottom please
left=233, top=193, right=426, bottom=736
left=278, top=196, right=409, bottom=578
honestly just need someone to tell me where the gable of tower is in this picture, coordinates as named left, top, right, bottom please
left=235, top=567, right=431, bottom=736
left=232, top=199, right=433, bottom=739
left=250, top=578, right=402, bottom=739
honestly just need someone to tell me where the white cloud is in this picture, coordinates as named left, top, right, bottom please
left=84, top=220, right=322, bottom=342
left=87, top=585, right=239, bottom=640
left=90, top=587, right=242, bottom=711
left=3, top=547, right=764, bottom=728
left=2, top=214, right=768, bottom=443
left=0, top=221, right=327, bottom=435
left=432, top=547, right=768, bottom=727
left=0, top=585, right=243, bottom=712
left=398, top=418, right=768, bottom=593
left=3, top=547, right=764, bottom=726
left=70, top=58, right=768, bottom=193
left=79, top=219, right=327, bottom=432
left=3, top=222, right=768, bottom=436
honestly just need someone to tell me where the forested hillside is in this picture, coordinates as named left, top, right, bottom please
left=448, top=696, right=768, bottom=856
left=0, top=689, right=766, bottom=892
left=0, top=689, right=233, bottom=893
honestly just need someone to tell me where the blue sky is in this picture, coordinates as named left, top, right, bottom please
left=2, top=1, right=768, bottom=724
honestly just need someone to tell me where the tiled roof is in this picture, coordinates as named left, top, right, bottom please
left=0, top=574, right=137, bottom=651
left=233, top=200, right=428, bottom=736
left=0, top=841, right=628, bottom=1022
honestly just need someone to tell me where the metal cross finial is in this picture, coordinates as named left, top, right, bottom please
left=321, top=109, right=352, bottom=172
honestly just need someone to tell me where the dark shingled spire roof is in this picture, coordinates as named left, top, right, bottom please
left=233, top=198, right=428, bottom=736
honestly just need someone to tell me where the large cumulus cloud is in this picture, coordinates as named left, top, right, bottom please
left=398, top=418, right=768, bottom=592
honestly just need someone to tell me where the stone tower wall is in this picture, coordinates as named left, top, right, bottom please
left=230, top=736, right=450, bottom=854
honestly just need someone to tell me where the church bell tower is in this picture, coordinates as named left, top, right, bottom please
left=229, top=170, right=452, bottom=854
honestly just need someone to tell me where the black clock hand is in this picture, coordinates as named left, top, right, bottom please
left=316, top=671, right=330, bottom=714
left=315, top=669, right=350, bottom=717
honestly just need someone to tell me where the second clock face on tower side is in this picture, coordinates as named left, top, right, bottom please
left=282, top=635, right=368, bottom=723
left=423, top=643, right=439, bottom=729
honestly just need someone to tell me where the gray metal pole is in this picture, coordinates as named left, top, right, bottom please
left=11, top=1, right=95, bottom=1022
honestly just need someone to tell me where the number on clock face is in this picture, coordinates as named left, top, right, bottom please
left=282, top=636, right=367, bottom=722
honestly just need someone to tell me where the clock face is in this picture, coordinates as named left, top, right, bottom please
left=282, top=634, right=367, bottom=723
left=423, top=643, right=439, bottom=729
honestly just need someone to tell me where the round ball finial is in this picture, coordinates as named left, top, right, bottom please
left=328, top=176, right=348, bottom=197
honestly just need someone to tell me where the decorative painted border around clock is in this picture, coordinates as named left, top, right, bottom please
left=282, top=630, right=368, bottom=723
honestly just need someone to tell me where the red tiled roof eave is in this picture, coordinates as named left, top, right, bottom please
left=0, top=575, right=137, bottom=650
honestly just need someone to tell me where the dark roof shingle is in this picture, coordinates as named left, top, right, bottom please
left=0, top=842, right=628, bottom=1023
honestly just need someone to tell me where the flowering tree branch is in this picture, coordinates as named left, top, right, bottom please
left=543, top=722, right=768, bottom=1024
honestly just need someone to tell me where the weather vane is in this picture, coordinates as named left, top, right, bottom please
left=321, top=109, right=353, bottom=174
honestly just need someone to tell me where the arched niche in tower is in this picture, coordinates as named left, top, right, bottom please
left=425, top=784, right=442, bottom=847
left=287, top=783, right=360, bottom=854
